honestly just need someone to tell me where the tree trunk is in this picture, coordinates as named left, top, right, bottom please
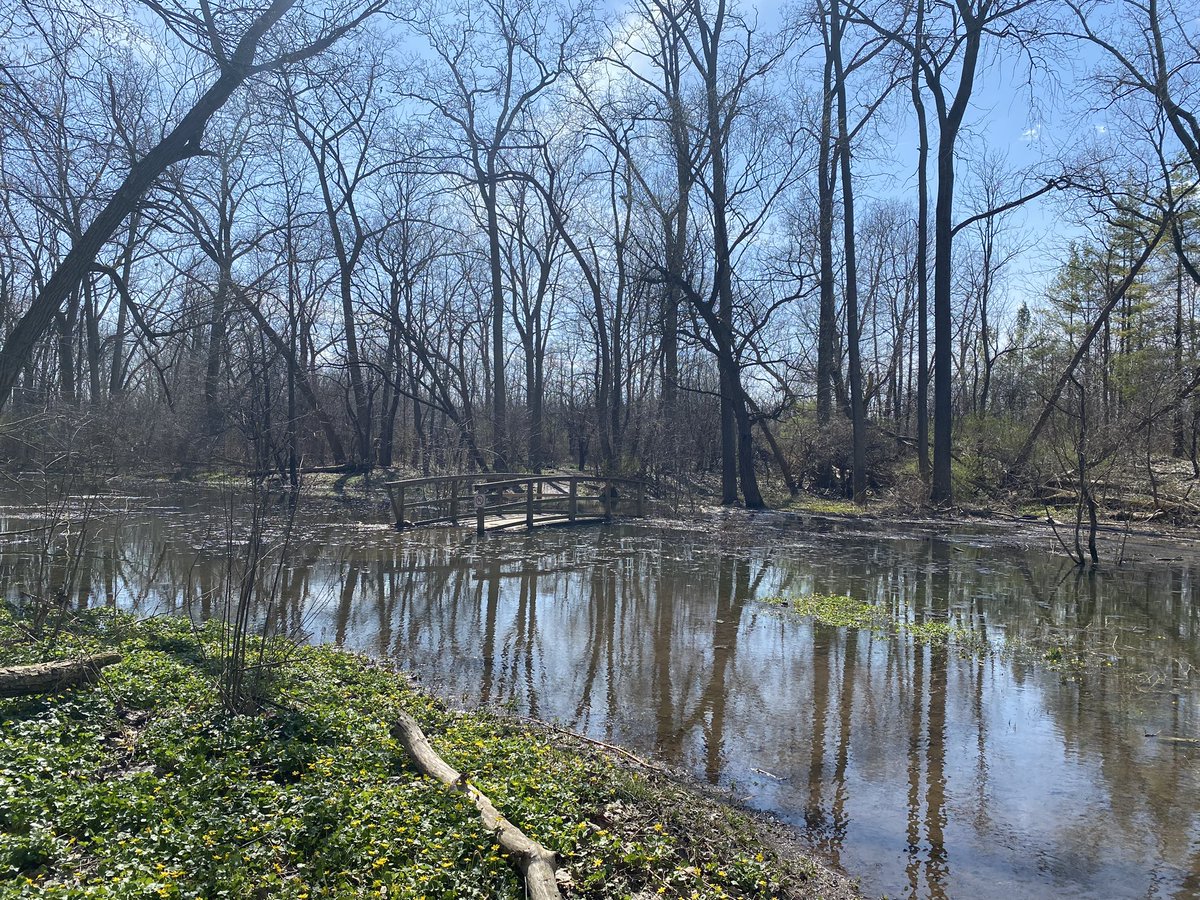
left=733, top=375, right=764, bottom=508
left=748, top=396, right=798, bottom=496
left=0, top=653, right=121, bottom=698
left=702, top=3, right=751, bottom=506
left=234, top=288, right=348, bottom=464
left=484, top=155, right=509, bottom=471
left=662, top=67, right=692, bottom=442
left=108, top=212, right=140, bottom=397
left=205, top=267, right=231, bottom=422
left=830, top=0, right=867, bottom=504
left=929, top=7, right=983, bottom=506
left=83, top=277, right=103, bottom=403
left=335, top=234, right=372, bottom=468
left=816, top=42, right=837, bottom=430
left=1175, top=247, right=1187, bottom=456
left=56, top=303, right=77, bottom=404
left=930, top=139, right=957, bottom=506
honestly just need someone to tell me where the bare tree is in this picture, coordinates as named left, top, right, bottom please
left=850, top=0, right=1048, bottom=504
left=0, top=0, right=384, bottom=410
left=284, top=48, right=394, bottom=467
left=649, top=0, right=798, bottom=507
left=1070, top=0, right=1200, bottom=181
left=400, top=0, right=586, bottom=470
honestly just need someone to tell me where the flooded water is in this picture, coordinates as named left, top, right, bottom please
left=3, top=482, right=1199, bottom=899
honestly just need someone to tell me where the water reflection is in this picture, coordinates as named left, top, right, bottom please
left=2, top=488, right=1199, bottom=899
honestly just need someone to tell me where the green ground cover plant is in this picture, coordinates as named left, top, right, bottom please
left=0, top=611, right=848, bottom=900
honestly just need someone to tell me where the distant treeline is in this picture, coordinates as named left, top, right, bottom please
left=2, top=0, right=1199, bottom=508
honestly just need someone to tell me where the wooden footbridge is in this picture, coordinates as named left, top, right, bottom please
left=384, top=474, right=649, bottom=534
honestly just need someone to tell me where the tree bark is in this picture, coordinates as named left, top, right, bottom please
left=0, top=653, right=122, bottom=698
left=660, top=28, right=692, bottom=438
left=816, top=37, right=837, bottom=429
left=108, top=212, right=141, bottom=397
left=700, top=0, right=758, bottom=507
left=830, top=0, right=867, bottom=504
left=484, top=154, right=510, bottom=471
left=929, top=13, right=984, bottom=506
left=911, top=0, right=930, bottom=484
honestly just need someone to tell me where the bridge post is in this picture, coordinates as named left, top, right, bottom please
left=450, top=478, right=459, bottom=525
left=474, top=483, right=485, bottom=535
left=525, top=478, right=534, bottom=529
left=568, top=479, right=577, bottom=524
left=636, top=480, right=645, bottom=517
left=396, top=485, right=406, bottom=529
left=603, top=479, right=613, bottom=521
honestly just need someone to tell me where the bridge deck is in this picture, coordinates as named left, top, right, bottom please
left=477, top=512, right=608, bottom=532
left=383, top=474, right=648, bottom=534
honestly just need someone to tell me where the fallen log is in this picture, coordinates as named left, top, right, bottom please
left=390, top=711, right=562, bottom=900
left=0, top=653, right=122, bottom=698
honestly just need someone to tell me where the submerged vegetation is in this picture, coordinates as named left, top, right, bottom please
left=764, top=590, right=1131, bottom=675
left=762, top=594, right=887, bottom=632
left=0, top=611, right=852, bottom=900
left=761, top=593, right=980, bottom=649
left=760, top=591, right=1103, bottom=666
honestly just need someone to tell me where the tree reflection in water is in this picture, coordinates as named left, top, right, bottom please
left=3, top=491, right=1198, bottom=900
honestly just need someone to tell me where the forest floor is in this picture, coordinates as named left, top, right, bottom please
left=781, top=461, right=1200, bottom=564
left=260, top=461, right=1200, bottom=566
left=771, top=494, right=1200, bottom=567
left=0, top=612, right=859, bottom=900
left=105, top=447, right=1200, bottom=536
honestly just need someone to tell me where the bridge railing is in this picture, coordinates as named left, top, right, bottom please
left=384, top=474, right=647, bottom=532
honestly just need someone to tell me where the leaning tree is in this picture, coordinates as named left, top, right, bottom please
left=0, top=0, right=385, bottom=410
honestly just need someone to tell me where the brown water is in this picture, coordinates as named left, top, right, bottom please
left=3, top=483, right=1199, bottom=899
